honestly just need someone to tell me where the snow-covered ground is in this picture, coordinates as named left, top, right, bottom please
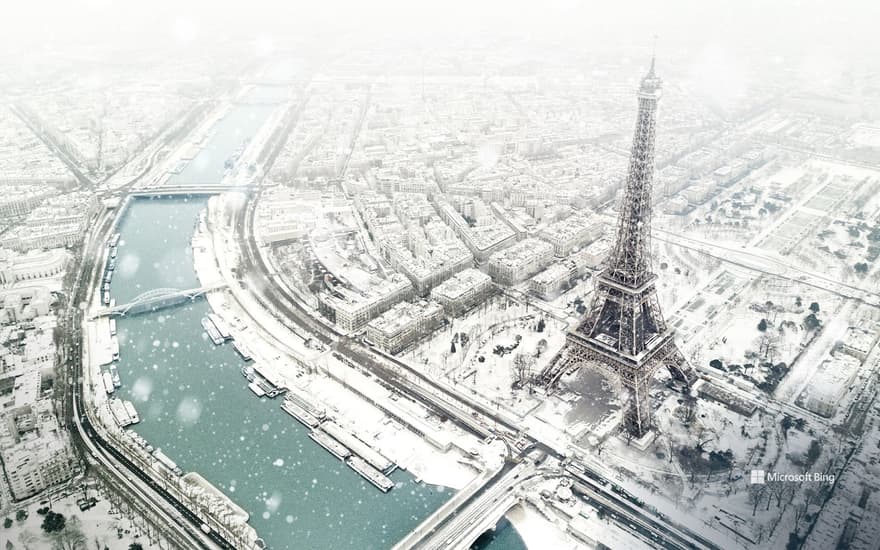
left=506, top=501, right=583, bottom=550
left=3, top=484, right=160, bottom=550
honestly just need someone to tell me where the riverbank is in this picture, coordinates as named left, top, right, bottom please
left=191, top=194, right=482, bottom=491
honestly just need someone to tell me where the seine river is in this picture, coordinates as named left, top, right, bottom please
left=108, top=88, right=526, bottom=549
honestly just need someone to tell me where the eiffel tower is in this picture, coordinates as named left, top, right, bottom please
left=540, top=58, right=696, bottom=437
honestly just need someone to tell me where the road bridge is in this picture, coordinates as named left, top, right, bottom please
left=131, top=185, right=252, bottom=197
left=96, top=283, right=226, bottom=317
left=394, top=461, right=535, bottom=550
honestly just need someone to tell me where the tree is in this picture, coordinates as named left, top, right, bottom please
left=536, top=318, right=546, bottom=332
left=804, top=313, right=822, bottom=331
left=806, top=439, right=821, bottom=467
left=513, top=353, right=534, bottom=389
left=809, top=302, right=820, bottom=314
left=776, top=483, right=796, bottom=508
left=51, top=516, right=86, bottom=550
left=3, top=518, right=11, bottom=529
left=758, top=319, right=768, bottom=332
left=15, top=510, right=27, bottom=523
left=41, top=511, right=66, bottom=534
left=709, top=358, right=723, bottom=370
left=450, top=340, right=456, bottom=354
left=766, top=481, right=787, bottom=510
left=129, top=544, right=144, bottom=550
left=792, top=500, right=809, bottom=529
left=749, top=484, right=766, bottom=516
left=795, top=296, right=802, bottom=307
left=781, top=415, right=793, bottom=439
left=535, top=338, right=548, bottom=358
left=708, top=449, right=733, bottom=473
left=854, top=262, right=869, bottom=274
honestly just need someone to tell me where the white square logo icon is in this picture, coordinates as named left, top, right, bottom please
left=750, top=470, right=765, bottom=484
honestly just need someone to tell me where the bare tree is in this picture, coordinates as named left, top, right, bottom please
left=776, top=483, right=796, bottom=508
left=534, top=338, right=548, bottom=358
left=52, top=516, right=87, bottom=550
left=766, top=481, right=783, bottom=510
left=513, top=352, right=534, bottom=390
left=749, top=484, right=766, bottom=516
left=792, top=501, right=808, bottom=530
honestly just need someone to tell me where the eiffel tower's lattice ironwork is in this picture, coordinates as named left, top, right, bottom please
left=539, top=58, right=696, bottom=437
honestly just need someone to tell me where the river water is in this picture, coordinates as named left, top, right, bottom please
left=108, top=86, right=526, bottom=550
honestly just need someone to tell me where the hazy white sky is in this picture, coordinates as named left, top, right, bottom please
left=2, top=0, right=878, bottom=76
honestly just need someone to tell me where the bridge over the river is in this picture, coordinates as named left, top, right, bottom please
left=96, top=283, right=227, bottom=317
left=393, top=461, right=536, bottom=550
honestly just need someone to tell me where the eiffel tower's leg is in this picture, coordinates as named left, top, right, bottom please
left=623, top=369, right=652, bottom=437
left=539, top=346, right=571, bottom=389
left=663, top=343, right=697, bottom=386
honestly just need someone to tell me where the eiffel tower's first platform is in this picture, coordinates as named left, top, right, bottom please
left=539, top=58, right=696, bottom=437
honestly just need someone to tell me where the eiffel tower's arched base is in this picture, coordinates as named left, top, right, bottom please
left=539, top=331, right=696, bottom=438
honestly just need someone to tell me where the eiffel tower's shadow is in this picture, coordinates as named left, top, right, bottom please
left=562, top=363, right=624, bottom=428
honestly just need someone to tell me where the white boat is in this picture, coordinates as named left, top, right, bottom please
left=233, top=341, right=253, bottom=361
left=109, top=365, right=121, bottom=387
left=152, top=449, right=180, bottom=474
left=108, top=398, right=131, bottom=426
left=207, top=313, right=232, bottom=340
left=102, top=372, right=115, bottom=394
left=201, top=317, right=224, bottom=345
left=123, top=401, right=140, bottom=424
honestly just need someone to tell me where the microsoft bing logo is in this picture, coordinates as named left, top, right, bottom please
left=750, top=470, right=765, bottom=484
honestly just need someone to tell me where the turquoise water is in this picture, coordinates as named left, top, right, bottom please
left=473, top=519, right=526, bottom=549
left=113, top=197, right=204, bottom=303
